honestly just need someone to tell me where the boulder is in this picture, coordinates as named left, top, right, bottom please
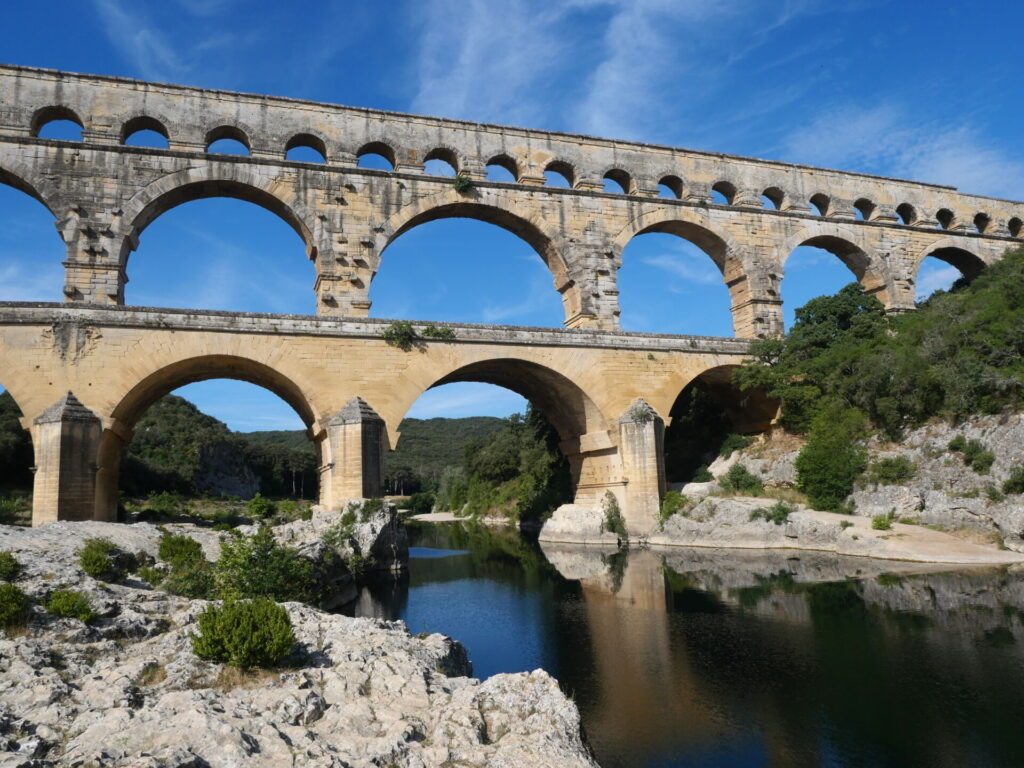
left=538, top=504, right=619, bottom=546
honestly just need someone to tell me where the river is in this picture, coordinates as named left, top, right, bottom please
left=343, top=521, right=1024, bottom=768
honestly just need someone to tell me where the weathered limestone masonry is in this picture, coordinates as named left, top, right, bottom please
left=1, top=65, right=1022, bottom=336
left=2, top=66, right=1024, bottom=534
left=0, top=305, right=750, bottom=532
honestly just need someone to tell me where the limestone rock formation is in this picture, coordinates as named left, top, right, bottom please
left=0, top=521, right=598, bottom=767
left=538, top=504, right=619, bottom=546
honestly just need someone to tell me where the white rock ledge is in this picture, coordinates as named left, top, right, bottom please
left=0, top=522, right=598, bottom=767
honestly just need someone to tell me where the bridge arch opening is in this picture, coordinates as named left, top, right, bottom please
left=395, top=359, right=610, bottom=519
left=1009, top=217, right=1022, bottom=238
left=711, top=181, right=736, bottom=205
left=31, top=106, right=83, bottom=141
left=356, top=142, right=396, bottom=171
left=120, top=184, right=316, bottom=313
left=0, top=168, right=64, bottom=301
left=0, top=385, right=34, bottom=525
left=372, top=212, right=566, bottom=326
left=285, top=133, right=327, bottom=163
left=808, top=193, right=830, bottom=217
left=423, top=148, right=459, bottom=177
left=896, top=203, right=917, bottom=226
left=543, top=161, right=574, bottom=188
left=761, top=187, right=785, bottom=210
left=121, top=116, right=169, bottom=148
left=663, top=366, right=777, bottom=485
left=97, top=356, right=321, bottom=520
left=618, top=219, right=737, bottom=336
left=936, top=208, right=955, bottom=230
left=658, top=175, right=683, bottom=199
left=914, top=245, right=986, bottom=302
left=485, top=155, right=518, bottom=183
left=205, top=126, right=250, bottom=156
left=603, top=169, right=632, bottom=195
left=781, top=233, right=886, bottom=330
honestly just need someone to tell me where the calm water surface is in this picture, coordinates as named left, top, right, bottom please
left=344, top=523, right=1024, bottom=768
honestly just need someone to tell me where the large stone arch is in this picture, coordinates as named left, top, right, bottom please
left=94, top=353, right=324, bottom=520
left=915, top=236, right=988, bottom=281
left=780, top=222, right=891, bottom=306
left=393, top=355, right=619, bottom=510
left=0, top=159, right=64, bottom=216
left=375, top=188, right=584, bottom=324
left=613, top=207, right=759, bottom=337
left=114, top=165, right=326, bottom=276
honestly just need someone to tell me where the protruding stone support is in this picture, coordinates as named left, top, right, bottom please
left=322, top=397, right=386, bottom=509
left=30, top=392, right=102, bottom=526
left=617, top=400, right=666, bottom=536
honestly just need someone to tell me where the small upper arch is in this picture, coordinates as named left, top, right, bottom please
left=30, top=105, right=84, bottom=140
left=761, top=186, right=785, bottom=210
left=657, top=174, right=684, bottom=199
left=1009, top=217, right=1022, bottom=238
left=121, top=115, right=170, bottom=148
left=284, top=132, right=328, bottom=163
left=423, top=146, right=460, bottom=176
left=602, top=167, right=633, bottom=195
left=543, top=160, right=575, bottom=188
left=853, top=198, right=875, bottom=221
left=973, top=212, right=991, bottom=234
left=205, top=125, right=251, bottom=155
left=485, top=153, right=519, bottom=183
left=356, top=141, right=397, bottom=171
left=711, top=180, right=737, bottom=205
left=936, top=208, right=955, bottom=230
left=896, top=202, right=917, bottom=226
left=808, top=193, right=830, bottom=216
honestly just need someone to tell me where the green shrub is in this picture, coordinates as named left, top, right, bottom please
left=409, top=492, right=434, bottom=515
left=452, top=173, right=473, bottom=193
left=949, top=437, right=996, bottom=474
left=1002, top=466, right=1024, bottom=495
left=749, top=501, right=794, bottom=525
left=692, top=465, right=713, bottom=483
left=865, top=456, right=916, bottom=485
left=46, top=589, right=94, bottom=623
left=158, top=533, right=204, bottom=569
left=381, top=320, right=419, bottom=351
left=659, top=491, right=691, bottom=524
left=421, top=323, right=456, bottom=341
left=600, top=491, right=627, bottom=539
left=78, top=538, right=121, bottom=581
left=247, top=493, right=276, bottom=520
left=136, top=565, right=166, bottom=586
left=191, top=598, right=295, bottom=670
left=795, top=403, right=868, bottom=511
left=839, top=520, right=855, bottom=530
left=719, top=433, right=752, bottom=458
left=720, top=464, right=764, bottom=496
left=162, top=559, right=215, bottom=599
left=0, top=582, right=31, bottom=630
left=144, top=491, right=185, bottom=517
left=0, top=552, right=21, bottom=581
left=871, top=513, right=894, bottom=531
left=215, top=526, right=313, bottom=602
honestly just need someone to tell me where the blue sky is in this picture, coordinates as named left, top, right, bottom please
left=2, top=0, right=1022, bottom=431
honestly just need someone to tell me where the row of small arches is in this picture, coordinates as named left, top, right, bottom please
left=28, top=106, right=1023, bottom=237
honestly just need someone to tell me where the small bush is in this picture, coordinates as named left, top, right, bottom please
left=247, top=493, right=276, bottom=520
left=720, top=464, right=764, bottom=496
left=720, top=433, right=752, bottom=458
left=659, top=491, right=691, bottom=525
left=144, top=491, right=185, bottom=517
left=865, top=456, right=916, bottom=485
left=46, top=589, right=94, bottom=623
left=136, top=565, right=166, bottom=586
left=0, top=582, right=31, bottom=630
left=1002, top=466, right=1024, bottom=495
left=600, top=491, right=627, bottom=539
left=986, top=483, right=1007, bottom=503
left=421, top=323, right=456, bottom=341
left=795, top=404, right=868, bottom=511
left=691, top=465, right=713, bottom=483
left=191, top=598, right=295, bottom=670
left=381, top=320, right=419, bottom=351
left=79, top=538, right=120, bottom=580
left=409, top=492, right=434, bottom=515
left=871, top=513, right=894, bottom=531
left=749, top=501, right=794, bottom=525
left=0, top=552, right=21, bottom=581
left=163, top=559, right=216, bottom=599
left=949, top=437, right=996, bottom=474
left=452, top=173, right=473, bottom=193
left=158, top=533, right=204, bottom=569
left=840, top=520, right=855, bottom=530
left=215, top=526, right=313, bottom=602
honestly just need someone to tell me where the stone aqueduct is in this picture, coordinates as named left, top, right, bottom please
left=0, top=65, right=1022, bottom=532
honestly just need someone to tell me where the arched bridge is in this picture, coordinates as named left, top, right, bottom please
left=1, top=66, right=1021, bottom=532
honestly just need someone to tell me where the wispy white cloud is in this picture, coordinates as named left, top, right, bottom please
left=407, top=383, right=527, bottom=419
left=780, top=103, right=1024, bottom=199
left=91, top=0, right=189, bottom=81
left=0, top=262, right=64, bottom=302
left=915, top=263, right=960, bottom=300
left=640, top=251, right=720, bottom=286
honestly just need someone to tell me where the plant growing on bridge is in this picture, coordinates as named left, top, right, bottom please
left=421, top=323, right=456, bottom=341
left=452, top=173, right=473, bottom=193
left=381, top=320, right=420, bottom=351
left=600, top=491, right=628, bottom=539
left=191, top=598, right=295, bottom=670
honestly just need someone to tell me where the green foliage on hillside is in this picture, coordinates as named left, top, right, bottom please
left=738, top=246, right=1024, bottom=509
left=432, top=407, right=573, bottom=523
left=0, top=392, right=32, bottom=492
left=385, top=416, right=507, bottom=493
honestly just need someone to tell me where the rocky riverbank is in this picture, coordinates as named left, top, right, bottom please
left=0, top=519, right=598, bottom=767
